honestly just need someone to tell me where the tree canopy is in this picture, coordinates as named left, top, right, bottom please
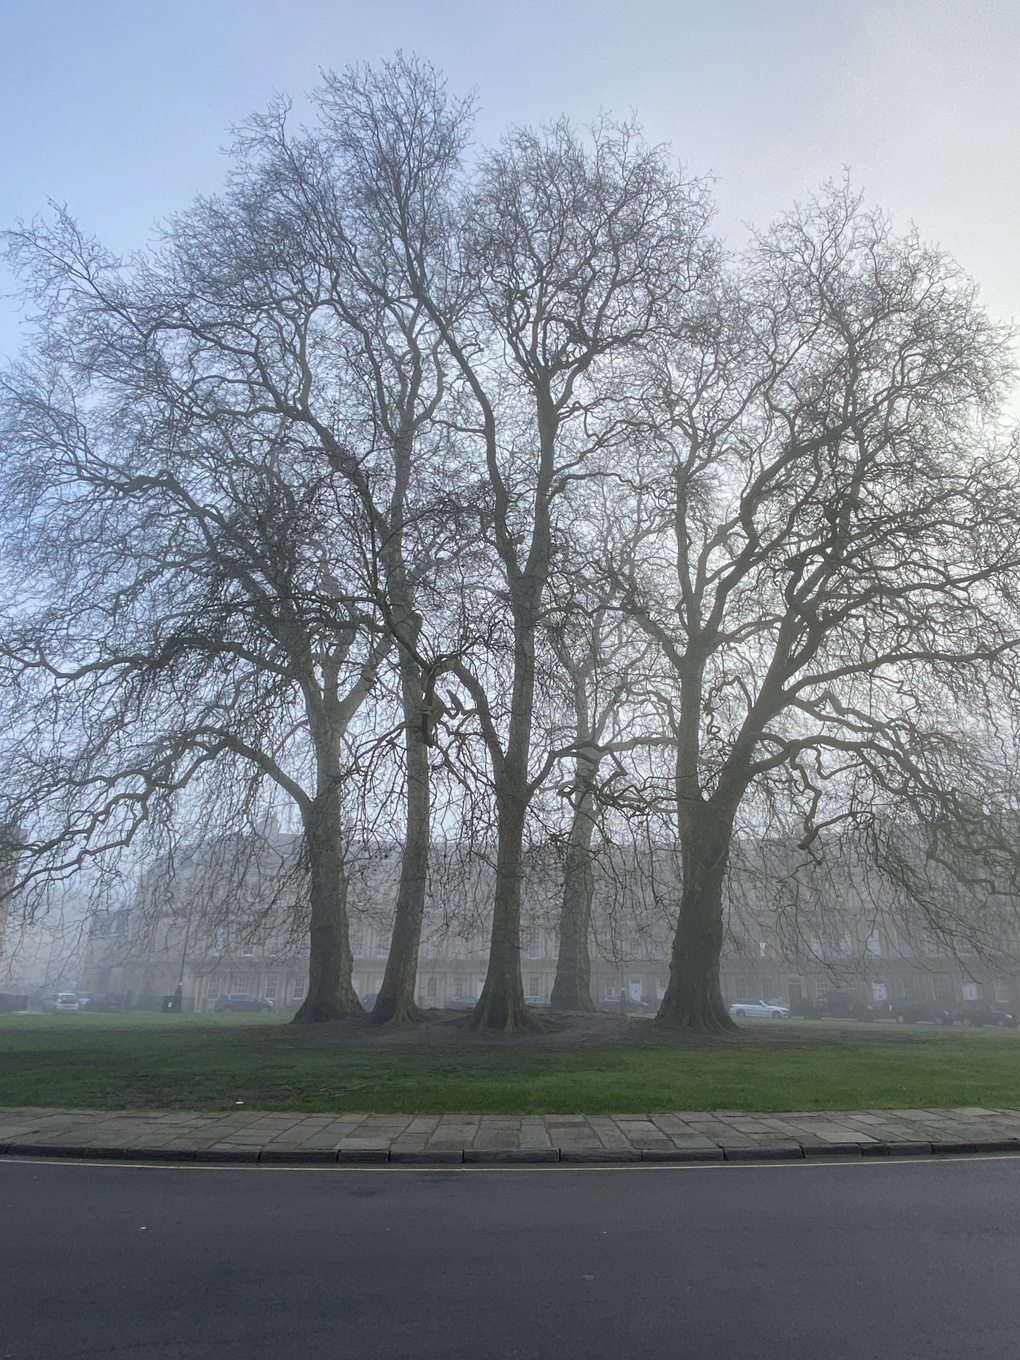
left=2, top=56, right=1018, bottom=1031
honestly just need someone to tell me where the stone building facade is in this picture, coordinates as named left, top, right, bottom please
left=81, top=830, right=1020, bottom=1015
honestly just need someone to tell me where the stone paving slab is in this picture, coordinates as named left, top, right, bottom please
left=3, top=1106, right=1020, bottom=1165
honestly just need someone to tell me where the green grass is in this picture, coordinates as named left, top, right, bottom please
left=3, top=1012, right=1020, bottom=1114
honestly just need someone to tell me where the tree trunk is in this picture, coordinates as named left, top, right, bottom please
left=292, top=786, right=362, bottom=1024
left=470, top=775, right=536, bottom=1031
left=550, top=762, right=598, bottom=1011
left=371, top=648, right=429, bottom=1025
left=655, top=798, right=738, bottom=1033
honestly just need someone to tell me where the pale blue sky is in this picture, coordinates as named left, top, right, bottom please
left=2, top=0, right=1018, bottom=359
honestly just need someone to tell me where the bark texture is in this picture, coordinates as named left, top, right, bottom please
left=371, top=649, right=429, bottom=1025
left=550, top=765, right=597, bottom=1011
left=470, top=777, right=536, bottom=1031
left=655, top=799, right=738, bottom=1033
left=292, top=788, right=363, bottom=1024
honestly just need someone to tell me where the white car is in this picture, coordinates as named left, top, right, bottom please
left=729, top=998, right=790, bottom=1018
left=44, top=992, right=81, bottom=1013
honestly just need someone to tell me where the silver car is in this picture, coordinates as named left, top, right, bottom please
left=729, top=999, right=790, bottom=1018
left=43, top=992, right=81, bottom=1013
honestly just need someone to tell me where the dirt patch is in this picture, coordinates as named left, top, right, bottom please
left=274, top=1008, right=957, bottom=1054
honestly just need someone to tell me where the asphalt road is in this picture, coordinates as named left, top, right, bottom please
left=3, top=1154, right=1020, bottom=1359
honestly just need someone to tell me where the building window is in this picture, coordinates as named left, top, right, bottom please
left=656, top=978, right=667, bottom=999
left=758, top=941, right=768, bottom=959
left=553, top=932, right=560, bottom=960
left=995, top=980, right=1010, bottom=1004
left=292, top=979, right=306, bottom=1001
left=234, top=976, right=249, bottom=994
left=208, top=979, right=220, bottom=1000
left=962, top=982, right=979, bottom=1002
left=453, top=976, right=464, bottom=999
left=242, top=941, right=254, bottom=957
left=526, top=931, right=541, bottom=959
left=809, top=934, right=824, bottom=959
left=215, top=928, right=228, bottom=952
left=351, top=930, right=364, bottom=958
left=761, top=978, right=775, bottom=1002
left=840, top=930, right=853, bottom=954
left=932, top=975, right=951, bottom=1002
left=426, top=977, right=437, bottom=999
left=867, top=931, right=882, bottom=957
left=377, top=932, right=391, bottom=956
left=265, top=978, right=277, bottom=1000
left=734, top=977, right=750, bottom=1000
left=872, top=982, right=888, bottom=1003
left=527, top=975, right=540, bottom=998
left=652, top=939, right=664, bottom=960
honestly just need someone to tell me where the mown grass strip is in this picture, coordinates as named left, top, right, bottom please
left=3, top=1012, right=1020, bottom=1114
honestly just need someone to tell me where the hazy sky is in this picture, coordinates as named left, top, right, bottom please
left=1, top=0, right=1018, bottom=361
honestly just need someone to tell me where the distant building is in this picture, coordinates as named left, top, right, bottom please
left=80, top=829, right=1020, bottom=1014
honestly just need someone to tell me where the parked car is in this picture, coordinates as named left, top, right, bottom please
left=213, top=992, right=275, bottom=1012
left=729, top=999, right=790, bottom=1018
left=882, top=999, right=952, bottom=1026
left=79, top=992, right=126, bottom=1013
left=598, top=995, right=653, bottom=1015
left=446, top=997, right=477, bottom=1010
left=792, top=994, right=879, bottom=1021
left=953, top=1000, right=1018, bottom=1028
left=524, top=996, right=551, bottom=1008
left=42, top=992, right=81, bottom=1013
left=361, top=993, right=377, bottom=1012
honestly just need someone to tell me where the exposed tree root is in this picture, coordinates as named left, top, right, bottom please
left=549, top=986, right=596, bottom=1012
left=291, top=999, right=364, bottom=1024
left=654, top=1005, right=739, bottom=1036
left=370, top=997, right=426, bottom=1027
left=467, top=996, right=541, bottom=1032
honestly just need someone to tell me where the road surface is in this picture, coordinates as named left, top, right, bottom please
left=3, top=1153, right=1019, bottom=1358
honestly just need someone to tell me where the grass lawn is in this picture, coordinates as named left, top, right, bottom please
left=3, top=1012, right=1020, bottom=1114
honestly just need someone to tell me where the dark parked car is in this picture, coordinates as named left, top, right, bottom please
left=792, top=994, right=879, bottom=1022
left=953, top=1000, right=1017, bottom=1028
left=598, top=995, right=653, bottom=1015
left=80, top=992, right=127, bottom=1013
left=214, top=992, right=275, bottom=1012
left=882, top=998, right=953, bottom=1025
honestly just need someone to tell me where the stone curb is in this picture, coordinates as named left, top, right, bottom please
left=2, top=1138, right=1019, bottom=1166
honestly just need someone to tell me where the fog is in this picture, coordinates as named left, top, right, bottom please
left=2, top=0, right=1019, bottom=360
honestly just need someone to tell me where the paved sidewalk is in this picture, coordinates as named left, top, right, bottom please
left=4, top=1104, right=1020, bottom=1163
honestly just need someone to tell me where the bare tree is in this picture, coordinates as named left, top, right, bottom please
left=537, top=562, right=662, bottom=1011
left=1, top=60, right=481, bottom=1025
left=0, top=213, right=396, bottom=1022
left=616, top=186, right=1020, bottom=1030
left=374, top=108, right=716, bottom=1028
left=181, top=61, right=474, bottom=1023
